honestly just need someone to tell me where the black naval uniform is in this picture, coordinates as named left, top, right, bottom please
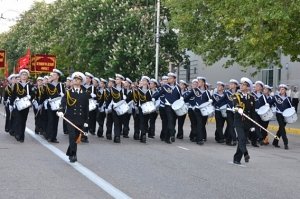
left=122, top=88, right=133, bottom=138
left=59, top=87, right=89, bottom=162
left=132, top=88, right=141, bottom=140
left=3, top=84, right=14, bottom=133
left=84, top=84, right=97, bottom=135
left=10, top=81, right=34, bottom=142
left=96, top=88, right=108, bottom=137
left=232, top=92, right=255, bottom=164
left=32, top=85, right=46, bottom=134
left=224, top=89, right=237, bottom=146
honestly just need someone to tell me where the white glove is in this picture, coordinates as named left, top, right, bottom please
left=60, top=92, right=64, bottom=97
left=9, top=105, right=13, bottom=112
left=238, top=108, right=243, bottom=115
left=84, top=123, right=88, bottom=128
left=38, top=104, right=43, bottom=111
left=56, top=111, right=64, bottom=117
left=250, top=127, right=255, bottom=132
left=180, top=96, right=184, bottom=100
left=48, top=98, right=52, bottom=102
left=44, top=100, right=48, bottom=110
left=208, top=99, right=213, bottom=103
left=26, top=95, right=31, bottom=100
left=90, top=93, right=96, bottom=98
left=152, top=98, right=155, bottom=102
left=123, top=95, right=127, bottom=100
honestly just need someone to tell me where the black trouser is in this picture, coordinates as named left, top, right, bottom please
left=88, top=109, right=97, bottom=133
left=214, top=110, right=225, bottom=141
left=177, top=114, right=186, bottom=138
left=138, top=107, right=150, bottom=138
left=194, top=109, right=206, bottom=142
left=188, top=108, right=197, bottom=140
left=234, top=125, right=249, bottom=162
left=224, top=111, right=236, bottom=143
left=5, top=105, right=11, bottom=131
left=159, top=106, right=168, bottom=140
left=164, top=105, right=176, bottom=140
left=14, top=107, right=30, bottom=141
left=133, top=109, right=140, bottom=138
left=260, top=120, right=269, bottom=140
left=33, top=108, right=43, bottom=133
left=41, top=108, right=48, bottom=135
left=253, top=112, right=263, bottom=143
left=273, top=113, right=288, bottom=146
left=66, top=123, right=82, bottom=157
left=106, top=112, right=113, bottom=137
left=46, top=108, right=59, bottom=141
left=292, top=98, right=299, bottom=113
left=112, top=110, right=122, bottom=138
left=122, top=113, right=131, bottom=136
left=148, top=111, right=158, bottom=137
left=63, top=120, right=68, bottom=133
left=97, top=111, right=106, bottom=137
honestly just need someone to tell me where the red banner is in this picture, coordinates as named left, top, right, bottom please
left=30, top=54, right=56, bottom=73
left=0, top=50, right=6, bottom=68
left=18, top=49, right=31, bottom=69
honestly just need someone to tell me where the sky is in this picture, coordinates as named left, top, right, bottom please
left=0, top=0, right=56, bottom=33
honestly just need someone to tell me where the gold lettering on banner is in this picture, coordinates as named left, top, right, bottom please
left=41, top=67, right=49, bottom=71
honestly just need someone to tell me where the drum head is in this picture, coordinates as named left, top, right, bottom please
left=283, top=108, right=295, bottom=117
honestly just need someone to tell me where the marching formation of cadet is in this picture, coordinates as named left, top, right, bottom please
left=2, top=68, right=297, bottom=163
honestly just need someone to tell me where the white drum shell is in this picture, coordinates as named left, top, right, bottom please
left=198, top=101, right=215, bottom=116
left=257, top=105, right=274, bottom=121
left=49, top=97, right=62, bottom=111
left=113, top=100, right=129, bottom=116
left=15, top=97, right=32, bottom=111
left=141, top=101, right=156, bottom=115
left=282, top=108, right=298, bottom=124
left=219, top=105, right=227, bottom=118
left=89, top=99, right=97, bottom=111
left=172, top=99, right=188, bottom=116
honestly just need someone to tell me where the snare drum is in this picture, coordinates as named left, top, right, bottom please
left=49, top=97, right=62, bottom=111
left=172, top=98, right=188, bottom=116
left=198, top=101, right=215, bottom=116
left=257, top=105, right=274, bottom=121
left=89, top=99, right=97, bottom=111
left=219, top=105, right=227, bottom=118
left=282, top=107, right=298, bottom=124
left=141, top=101, right=156, bottom=115
left=15, top=97, right=32, bottom=111
left=113, top=100, right=129, bottom=116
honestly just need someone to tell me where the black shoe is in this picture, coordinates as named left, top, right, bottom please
left=114, top=136, right=120, bottom=143
left=19, top=139, right=24, bottom=143
left=203, top=139, right=207, bottom=142
left=252, top=143, right=259, bottom=147
left=244, top=154, right=250, bottom=163
left=284, top=145, right=289, bottom=150
left=171, top=136, right=175, bottom=142
left=9, top=131, right=15, bottom=136
left=165, top=138, right=172, bottom=144
left=273, top=143, right=280, bottom=148
left=176, top=135, right=183, bottom=139
left=5, top=129, right=9, bottom=132
left=197, top=141, right=204, bottom=145
left=123, top=135, right=129, bottom=138
left=140, top=135, right=146, bottom=143
left=134, top=134, right=140, bottom=140
left=190, top=137, right=196, bottom=142
left=148, top=135, right=155, bottom=139
left=233, top=160, right=241, bottom=165
left=63, top=131, right=69, bottom=135
left=70, top=155, right=77, bottom=163
left=106, top=134, right=112, bottom=140
left=90, top=131, right=95, bottom=135
left=232, top=141, right=237, bottom=146
left=50, top=139, right=59, bottom=143
left=217, top=139, right=225, bottom=144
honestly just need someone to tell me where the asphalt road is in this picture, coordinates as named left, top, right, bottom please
left=1, top=109, right=300, bottom=199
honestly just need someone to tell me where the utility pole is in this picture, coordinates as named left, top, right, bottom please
left=154, top=0, right=160, bottom=80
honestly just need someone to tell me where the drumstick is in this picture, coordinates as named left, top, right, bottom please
left=236, top=109, right=279, bottom=140
left=61, top=116, right=85, bottom=144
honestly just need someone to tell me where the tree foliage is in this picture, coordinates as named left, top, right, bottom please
left=0, top=0, right=185, bottom=79
left=166, top=0, right=300, bottom=70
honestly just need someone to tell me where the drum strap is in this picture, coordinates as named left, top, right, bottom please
left=59, top=83, right=63, bottom=94
left=262, top=95, right=267, bottom=105
left=26, top=84, right=29, bottom=96
left=235, top=94, right=245, bottom=110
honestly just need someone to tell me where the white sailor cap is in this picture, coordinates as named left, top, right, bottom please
left=255, top=80, right=265, bottom=87
left=278, top=84, right=288, bottom=90
left=217, top=81, right=225, bottom=86
left=162, top=76, right=168, bottom=80
left=141, top=76, right=150, bottom=82
left=100, top=78, right=108, bottom=83
left=71, top=72, right=86, bottom=85
left=36, top=77, right=43, bottom=81
left=85, top=72, right=94, bottom=78
left=125, top=77, right=132, bottom=84
left=229, top=79, right=239, bottom=85
left=206, top=82, right=211, bottom=86
left=240, top=77, right=253, bottom=87
left=43, top=75, right=49, bottom=79
left=19, top=69, right=30, bottom=77
left=115, top=74, right=125, bottom=80
left=192, top=79, right=198, bottom=83
left=264, top=85, right=273, bottom=90
left=14, top=73, right=20, bottom=78
left=180, top=80, right=188, bottom=86
left=167, top=72, right=177, bottom=78
left=108, top=77, right=115, bottom=82
left=94, top=77, right=100, bottom=84
left=66, top=77, right=72, bottom=81
left=197, top=76, right=206, bottom=81
left=150, top=78, right=158, bottom=85
left=7, top=74, right=15, bottom=82
left=52, top=69, right=63, bottom=76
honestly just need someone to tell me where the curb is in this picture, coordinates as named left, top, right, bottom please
left=207, top=117, right=300, bottom=136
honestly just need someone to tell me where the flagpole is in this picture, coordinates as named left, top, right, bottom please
left=154, top=0, right=160, bottom=80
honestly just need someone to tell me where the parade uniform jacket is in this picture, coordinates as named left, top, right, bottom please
left=212, top=91, right=227, bottom=110
left=232, top=92, right=256, bottom=128
left=84, top=84, right=96, bottom=99
left=110, top=86, right=124, bottom=104
left=225, top=89, right=236, bottom=110
left=3, top=84, right=13, bottom=106
left=33, top=85, right=46, bottom=105
left=45, top=82, right=65, bottom=100
left=184, top=88, right=211, bottom=106
left=153, top=84, right=181, bottom=105
left=59, top=88, right=89, bottom=126
left=10, top=82, right=35, bottom=105
left=274, top=94, right=292, bottom=114
left=137, top=87, right=152, bottom=106
left=97, top=88, right=109, bottom=109
left=252, top=92, right=266, bottom=110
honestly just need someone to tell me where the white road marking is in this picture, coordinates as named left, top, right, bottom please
left=177, top=146, right=190, bottom=151
left=25, top=127, right=132, bottom=199
left=227, top=161, right=247, bottom=168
